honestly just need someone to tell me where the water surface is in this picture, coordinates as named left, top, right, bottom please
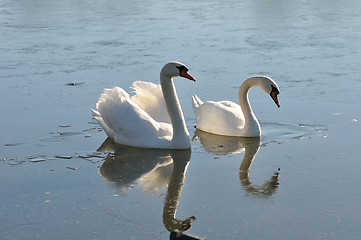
left=1, top=0, right=361, bottom=239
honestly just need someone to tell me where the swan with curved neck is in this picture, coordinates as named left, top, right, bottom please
left=192, top=76, right=280, bottom=137
left=91, top=61, right=195, bottom=149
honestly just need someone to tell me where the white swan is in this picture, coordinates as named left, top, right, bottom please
left=91, top=61, right=195, bottom=149
left=191, top=76, right=280, bottom=137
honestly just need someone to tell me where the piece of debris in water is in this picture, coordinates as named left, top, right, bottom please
left=30, top=158, right=46, bottom=163
left=66, top=82, right=85, bottom=86
left=55, top=155, right=73, bottom=159
left=66, top=165, right=82, bottom=170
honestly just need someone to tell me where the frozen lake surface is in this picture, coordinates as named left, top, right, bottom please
left=1, top=0, right=361, bottom=239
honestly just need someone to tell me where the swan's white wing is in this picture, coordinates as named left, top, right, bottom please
left=95, top=87, right=172, bottom=148
left=194, top=99, right=245, bottom=136
left=130, top=81, right=170, bottom=124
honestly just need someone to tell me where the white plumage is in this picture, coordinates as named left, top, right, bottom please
left=92, top=61, right=195, bottom=149
left=192, top=76, right=280, bottom=137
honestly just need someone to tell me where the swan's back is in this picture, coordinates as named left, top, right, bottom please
left=194, top=100, right=245, bottom=136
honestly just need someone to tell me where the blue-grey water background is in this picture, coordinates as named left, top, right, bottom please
left=1, top=0, right=361, bottom=239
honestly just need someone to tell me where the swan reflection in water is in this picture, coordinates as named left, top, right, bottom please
left=97, top=138, right=195, bottom=232
left=194, top=129, right=280, bottom=196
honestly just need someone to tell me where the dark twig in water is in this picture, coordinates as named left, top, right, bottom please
left=66, top=82, right=85, bottom=86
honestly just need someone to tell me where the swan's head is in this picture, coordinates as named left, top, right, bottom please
left=270, top=84, right=280, bottom=108
left=254, top=76, right=280, bottom=108
left=264, top=77, right=280, bottom=108
left=161, top=61, right=195, bottom=81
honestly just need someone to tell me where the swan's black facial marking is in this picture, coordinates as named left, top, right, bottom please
left=176, top=65, right=188, bottom=75
left=270, top=85, right=279, bottom=95
left=176, top=65, right=195, bottom=81
left=270, top=85, right=280, bottom=108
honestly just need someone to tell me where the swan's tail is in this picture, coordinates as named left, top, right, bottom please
left=91, top=109, right=115, bottom=139
left=191, top=95, right=203, bottom=115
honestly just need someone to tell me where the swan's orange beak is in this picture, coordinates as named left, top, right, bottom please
left=180, top=69, right=195, bottom=82
left=271, top=91, right=280, bottom=108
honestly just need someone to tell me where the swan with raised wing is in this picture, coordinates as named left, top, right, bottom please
left=92, top=61, right=195, bottom=149
left=192, top=76, right=280, bottom=137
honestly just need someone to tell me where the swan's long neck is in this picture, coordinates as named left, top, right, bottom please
left=160, top=75, right=191, bottom=148
left=238, top=77, right=262, bottom=137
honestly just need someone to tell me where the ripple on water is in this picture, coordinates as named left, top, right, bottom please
left=261, top=121, right=327, bottom=144
left=192, top=121, right=327, bottom=155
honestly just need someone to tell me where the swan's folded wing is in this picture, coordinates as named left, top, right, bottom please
left=96, top=87, right=169, bottom=146
left=196, top=100, right=245, bottom=136
left=130, top=81, right=170, bottom=124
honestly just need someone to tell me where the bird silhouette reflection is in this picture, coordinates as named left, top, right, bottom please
left=97, top=138, right=195, bottom=232
left=194, top=129, right=280, bottom=196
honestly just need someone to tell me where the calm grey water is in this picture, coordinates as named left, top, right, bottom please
left=1, top=0, right=361, bottom=239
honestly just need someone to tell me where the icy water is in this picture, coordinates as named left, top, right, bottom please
left=1, top=0, right=361, bottom=239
